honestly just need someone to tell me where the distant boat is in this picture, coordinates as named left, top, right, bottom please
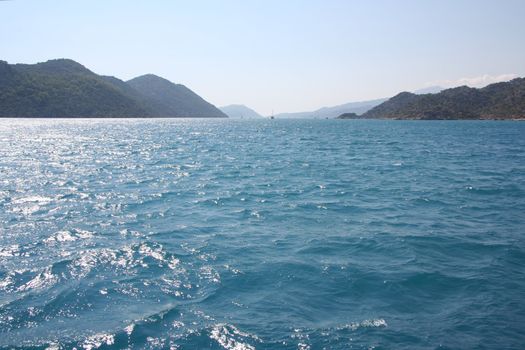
left=270, top=110, right=275, bottom=119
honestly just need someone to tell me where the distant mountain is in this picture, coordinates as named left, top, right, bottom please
left=219, top=104, right=263, bottom=119
left=0, top=59, right=226, bottom=118
left=274, top=86, right=443, bottom=119
left=127, top=74, right=227, bottom=118
left=413, top=86, right=443, bottom=94
left=274, top=98, right=387, bottom=119
left=361, top=78, right=525, bottom=120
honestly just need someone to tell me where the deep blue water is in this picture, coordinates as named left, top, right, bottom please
left=0, top=119, right=524, bottom=350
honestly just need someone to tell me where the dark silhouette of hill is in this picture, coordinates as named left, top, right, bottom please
left=127, top=74, right=227, bottom=118
left=0, top=59, right=226, bottom=118
left=360, top=78, right=525, bottom=120
left=336, top=112, right=360, bottom=119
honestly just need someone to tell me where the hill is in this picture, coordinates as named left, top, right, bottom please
left=274, top=98, right=387, bottom=119
left=219, top=104, right=263, bottom=119
left=336, top=112, right=360, bottom=119
left=0, top=59, right=150, bottom=117
left=127, top=74, right=227, bottom=118
left=361, top=78, right=525, bottom=120
left=275, top=86, right=443, bottom=119
left=0, top=59, right=226, bottom=118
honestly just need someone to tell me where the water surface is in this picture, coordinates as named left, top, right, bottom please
left=0, top=119, right=524, bottom=349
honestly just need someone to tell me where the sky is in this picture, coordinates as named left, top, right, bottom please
left=1, top=0, right=524, bottom=115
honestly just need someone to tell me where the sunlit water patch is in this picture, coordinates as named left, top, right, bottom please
left=0, top=119, right=524, bottom=349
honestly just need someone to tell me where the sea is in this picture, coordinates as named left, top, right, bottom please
left=0, top=119, right=524, bottom=350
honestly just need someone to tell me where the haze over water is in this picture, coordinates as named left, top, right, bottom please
left=0, top=119, right=524, bottom=349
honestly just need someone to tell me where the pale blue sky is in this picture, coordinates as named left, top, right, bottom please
left=1, top=0, right=524, bottom=115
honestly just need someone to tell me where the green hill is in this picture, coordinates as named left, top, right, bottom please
left=127, top=74, right=227, bottom=118
left=0, top=59, right=226, bottom=118
left=361, top=78, right=525, bottom=120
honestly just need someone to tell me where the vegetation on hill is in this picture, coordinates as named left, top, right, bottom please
left=127, top=74, right=227, bottom=118
left=0, top=59, right=226, bottom=118
left=336, top=112, right=360, bottom=119
left=361, top=78, right=525, bottom=120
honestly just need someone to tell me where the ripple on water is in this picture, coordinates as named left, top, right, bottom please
left=0, top=119, right=524, bottom=349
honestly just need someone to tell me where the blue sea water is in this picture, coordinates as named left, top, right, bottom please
left=0, top=119, right=524, bottom=350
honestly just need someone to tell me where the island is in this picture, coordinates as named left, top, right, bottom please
left=337, top=78, right=525, bottom=120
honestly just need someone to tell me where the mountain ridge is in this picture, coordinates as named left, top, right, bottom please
left=127, top=74, right=227, bottom=118
left=219, top=104, right=263, bottom=119
left=274, top=98, right=387, bottom=119
left=0, top=59, right=226, bottom=118
left=359, top=78, right=525, bottom=120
